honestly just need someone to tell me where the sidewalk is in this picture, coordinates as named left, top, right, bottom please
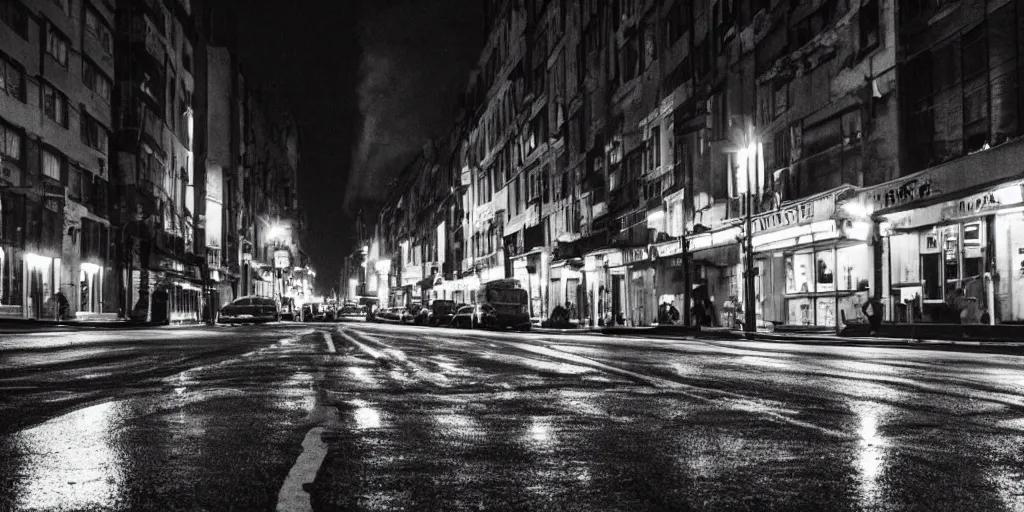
left=0, top=318, right=208, bottom=334
left=531, top=324, right=1024, bottom=350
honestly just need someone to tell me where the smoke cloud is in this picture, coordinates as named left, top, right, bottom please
left=344, top=0, right=482, bottom=212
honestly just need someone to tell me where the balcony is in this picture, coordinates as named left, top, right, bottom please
left=120, top=102, right=163, bottom=148
left=127, top=14, right=167, bottom=67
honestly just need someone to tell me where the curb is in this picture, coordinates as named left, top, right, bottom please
left=0, top=319, right=211, bottom=332
left=530, top=325, right=1024, bottom=351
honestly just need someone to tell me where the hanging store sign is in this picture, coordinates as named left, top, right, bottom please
left=622, top=247, right=649, bottom=266
left=273, top=250, right=290, bottom=269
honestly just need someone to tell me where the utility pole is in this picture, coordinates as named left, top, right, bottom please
left=743, top=142, right=757, bottom=333
left=680, top=179, right=691, bottom=327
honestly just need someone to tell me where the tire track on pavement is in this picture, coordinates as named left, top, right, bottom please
left=342, top=323, right=852, bottom=439
left=334, top=328, right=451, bottom=387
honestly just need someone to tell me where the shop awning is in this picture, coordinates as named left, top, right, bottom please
left=691, top=244, right=741, bottom=267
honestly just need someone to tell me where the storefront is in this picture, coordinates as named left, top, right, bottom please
left=252, top=263, right=275, bottom=299
left=548, top=259, right=584, bottom=322
left=0, top=246, right=25, bottom=318
left=78, top=262, right=104, bottom=314
left=874, top=180, right=1024, bottom=324
left=650, top=240, right=686, bottom=318
left=583, top=246, right=651, bottom=326
left=26, top=252, right=61, bottom=320
left=850, top=139, right=1024, bottom=325
left=505, top=224, right=546, bottom=319
left=150, top=258, right=203, bottom=323
left=684, top=226, right=743, bottom=327
left=626, top=250, right=655, bottom=326
left=750, top=187, right=868, bottom=329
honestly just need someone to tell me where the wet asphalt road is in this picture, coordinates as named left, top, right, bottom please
left=1, top=322, right=1024, bottom=511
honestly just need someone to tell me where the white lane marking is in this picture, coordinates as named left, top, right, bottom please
left=276, top=427, right=327, bottom=512
left=322, top=332, right=336, bottom=354
left=336, top=329, right=384, bottom=359
left=337, top=329, right=450, bottom=386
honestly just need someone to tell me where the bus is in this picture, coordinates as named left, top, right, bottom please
left=475, top=278, right=531, bottom=331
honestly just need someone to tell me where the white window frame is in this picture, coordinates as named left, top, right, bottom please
left=42, top=149, right=61, bottom=180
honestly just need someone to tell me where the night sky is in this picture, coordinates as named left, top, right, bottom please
left=229, top=0, right=482, bottom=293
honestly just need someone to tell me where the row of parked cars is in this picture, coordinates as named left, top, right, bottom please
left=301, top=302, right=363, bottom=322
left=217, top=296, right=365, bottom=324
left=370, top=299, right=531, bottom=331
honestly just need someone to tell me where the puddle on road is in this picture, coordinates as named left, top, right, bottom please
left=349, top=399, right=383, bottom=430
left=4, top=400, right=127, bottom=511
left=852, top=401, right=889, bottom=505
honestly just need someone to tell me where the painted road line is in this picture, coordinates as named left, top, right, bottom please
left=276, top=427, right=328, bottom=512
left=322, top=331, right=336, bottom=354
left=335, top=329, right=385, bottom=359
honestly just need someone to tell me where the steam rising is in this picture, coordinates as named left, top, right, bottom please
left=344, top=0, right=482, bottom=211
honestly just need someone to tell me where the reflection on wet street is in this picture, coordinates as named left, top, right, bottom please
left=2, top=322, right=1024, bottom=510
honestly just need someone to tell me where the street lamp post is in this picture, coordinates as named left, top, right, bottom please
left=743, top=145, right=757, bottom=333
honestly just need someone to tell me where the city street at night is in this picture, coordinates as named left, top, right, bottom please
left=2, top=322, right=1024, bottom=511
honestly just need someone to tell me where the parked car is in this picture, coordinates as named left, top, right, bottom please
left=419, top=300, right=458, bottom=326
left=450, top=305, right=476, bottom=328
left=322, top=304, right=336, bottom=322
left=301, top=303, right=314, bottom=322
left=339, top=303, right=362, bottom=317
left=374, top=307, right=402, bottom=323
left=219, top=296, right=279, bottom=323
left=403, top=303, right=424, bottom=324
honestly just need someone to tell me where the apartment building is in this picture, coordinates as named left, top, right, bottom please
left=361, top=0, right=921, bottom=331
left=0, top=0, right=311, bottom=323
left=0, top=0, right=116, bottom=320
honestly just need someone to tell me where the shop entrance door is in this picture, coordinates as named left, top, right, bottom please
left=29, top=268, right=43, bottom=319
left=1009, top=218, right=1024, bottom=321
left=612, top=275, right=625, bottom=325
left=566, top=278, right=580, bottom=320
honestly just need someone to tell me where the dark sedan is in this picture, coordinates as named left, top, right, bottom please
left=420, top=300, right=458, bottom=326
left=219, top=296, right=280, bottom=323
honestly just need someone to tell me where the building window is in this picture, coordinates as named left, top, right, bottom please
left=84, top=7, right=113, bottom=54
left=0, top=0, right=29, bottom=39
left=42, top=84, right=69, bottom=128
left=46, top=25, right=70, bottom=68
left=859, top=0, right=880, bottom=53
left=542, top=165, right=550, bottom=203
left=0, top=120, right=23, bottom=165
left=66, top=165, right=82, bottom=201
left=0, top=54, right=25, bottom=102
left=82, top=59, right=112, bottom=103
left=42, top=149, right=62, bottom=181
left=652, top=126, right=661, bottom=168
left=80, top=114, right=109, bottom=155
left=166, top=70, right=176, bottom=127
left=53, top=0, right=70, bottom=17
left=665, top=0, right=690, bottom=48
left=790, top=0, right=838, bottom=51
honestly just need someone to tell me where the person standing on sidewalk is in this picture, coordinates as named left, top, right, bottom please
left=862, top=295, right=883, bottom=336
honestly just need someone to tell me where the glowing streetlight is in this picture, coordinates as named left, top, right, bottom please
left=268, top=224, right=285, bottom=242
